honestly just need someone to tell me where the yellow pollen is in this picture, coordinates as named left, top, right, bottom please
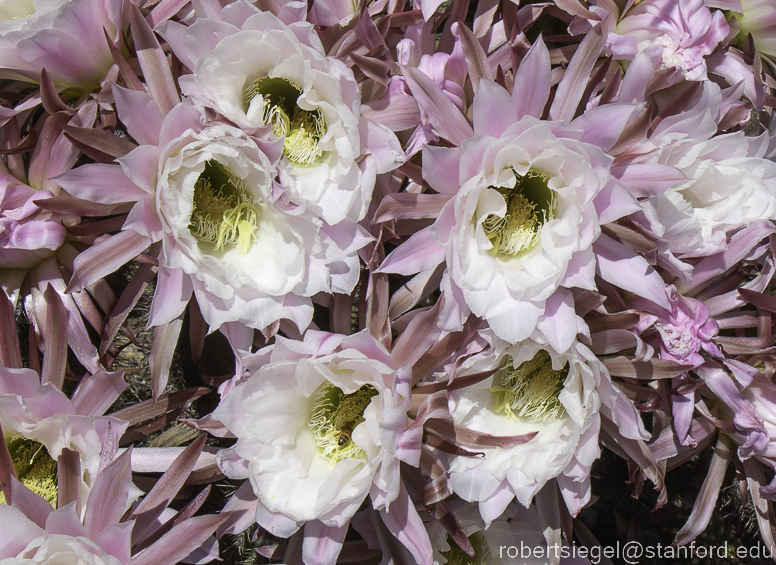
left=0, top=2, right=34, bottom=20
left=440, top=533, right=491, bottom=565
left=0, top=437, right=57, bottom=507
left=482, top=169, right=556, bottom=258
left=189, top=160, right=262, bottom=255
left=490, top=351, right=568, bottom=422
left=308, top=383, right=378, bottom=464
left=242, top=75, right=326, bottom=166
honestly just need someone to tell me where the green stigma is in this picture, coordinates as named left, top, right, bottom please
left=242, top=75, right=326, bottom=166
left=0, top=437, right=57, bottom=506
left=308, top=383, right=378, bottom=464
left=491, top=350, right=568, bottom=422
left=482, top=169, right=556, bottom=258
left=189, top=160, right=262, bottom=255
left=440, top=533, right=491, bottom=565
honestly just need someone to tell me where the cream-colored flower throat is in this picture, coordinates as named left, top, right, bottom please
left=308, top=383, right=378, bottom=464
left=190, top=160, right=262, bottom=255
left=441, top=532, right=490, bottom=565
left=0, top=1, right=35, bottom=21
left=491, top=350, right=568, bottom=422
left=243, top=75, right=326, bottom=166
left=0, top=437, right=57, bottom=506
left=483, top=169, right=556, bottom=258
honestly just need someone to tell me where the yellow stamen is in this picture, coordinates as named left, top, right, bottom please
left=243, top=75, right=326, bottom=166
left=308, top=383, right=378, bottom=464
left=0, top=1, right=34, bottom=20
left=482, top=169, right=556, bottom=258
left=0, top=437, right=57, bottom=507
left=490, top=351, right=568, bottom=422
left=189, top=160, right=262, bottom=255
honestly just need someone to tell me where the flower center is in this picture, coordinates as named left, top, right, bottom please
left=440, top=533, right=490, bottom=565
left=655, top=322, right=697, bottom=360
left=482, top=169, right=555, bottom=258
left=189, top=160, right=262, bottom=255
left=0, top=437, right=57, bottom=506
left=656, top=35, right=686, bottom=72
left=490, top=350, right=568, bottom=422
left=242, top=75, right=326, bottom=166
left=308, top=383, right=378, bottom=464
left=0, top=0, right=35, bottom=21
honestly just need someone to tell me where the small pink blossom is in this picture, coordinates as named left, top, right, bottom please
left=0, top=202, right=65, bottom=270
left=572, top=0, right=730, bottom=83
left=635, top=286, right=722, bottom=368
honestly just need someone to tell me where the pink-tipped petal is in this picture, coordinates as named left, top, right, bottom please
left=513, top=36, right=552, bottom=120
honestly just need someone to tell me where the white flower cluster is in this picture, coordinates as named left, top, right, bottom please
left=3, top=0, right=776, bottom=564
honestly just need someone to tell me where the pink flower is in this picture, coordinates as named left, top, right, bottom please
left=620, top=82, right=776, bottom=262
left=380, top=85, right=626, bottom=349
left=427, top=499, right=594, bottom=564
left=0, top=526, right=125, bottom=565
left=0, top=440, right=226, bottom=565
left=378, top=35, right=649, bottom=351
left=0, top=203, right=65, bottom=270
left=445, top=338, right=644, bottom=520
left=307, top=0, right=357, bottom=26
left=742, top=374, right=776, bottom=464
left=0, top=364, right=129, bottom=507
left=397, top=26, right=467, bottom=113
left=158, top=2, right=403, bottom=226
left=737, top=0, right=776, bottom=59
left=203, top=330, right=415, bottom=564
left=0, top=0, right=123, bottom=88
left=389, top=23, right=468, bottom=156
left=635, top=286, right=721, bottom=368
left=0, top=101, right=98, bottom=270
left=574, top=0, right=730, bottom=83
left=59, top=97, right=372, bottom=335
